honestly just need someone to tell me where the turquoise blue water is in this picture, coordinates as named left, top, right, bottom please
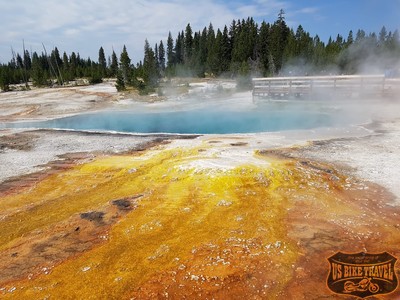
left=3, top=103, right=343, bottom=134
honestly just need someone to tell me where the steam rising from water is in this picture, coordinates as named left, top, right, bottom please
left=1, top=73, right=399, bottom=134
left=10, top=109, right=330, bottom=134
left=2, top=96, right=373, bottom=134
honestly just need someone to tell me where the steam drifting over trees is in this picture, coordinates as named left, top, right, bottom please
left=1, top=10, right=399, bottom=92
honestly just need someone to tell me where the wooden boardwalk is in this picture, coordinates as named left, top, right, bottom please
left=252, top=75, right=400, bottom=100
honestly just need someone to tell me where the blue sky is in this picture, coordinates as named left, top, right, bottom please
left=1, top=0, right=399, bottom=64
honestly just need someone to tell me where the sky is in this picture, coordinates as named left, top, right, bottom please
left=1, top=0, right=399, bottom=64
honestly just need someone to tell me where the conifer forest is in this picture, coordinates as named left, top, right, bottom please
left=1, top=10, right=399, bottom=92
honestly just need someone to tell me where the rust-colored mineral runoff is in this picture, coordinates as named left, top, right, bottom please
left=0, top=140, right=399, bottom=299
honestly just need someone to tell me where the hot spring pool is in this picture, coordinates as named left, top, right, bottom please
left=2, top=102, right=353, bottom=134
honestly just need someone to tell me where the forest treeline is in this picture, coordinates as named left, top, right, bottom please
left=1, top=10, right=399, bottom=92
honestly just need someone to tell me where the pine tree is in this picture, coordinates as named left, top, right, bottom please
left=69, top=52, right=77, bottom=78
left=355, top=29, right=366, bottom=42
left=209, top=29, right=222, bottom=74
left=143, top=39, right=158, bottom=87
left=379, top=26, right=387, bottom=45
left=387, top=29, right=400, bottom=53
left=98, top=47, right=107, bottom=77
left=296, top=25, right=313, bottom=61
left=115, top=69, right=126, bottom=91
left=62, top=52, right=71, bottom=81
left=166, top=32, right=174, bottom=66
left=231, top=19, right=243, bottom=71
left=220, top=26, right=231, bottom=73
left=188, top=28, right=206, bottom=77
left=158, top=41, right=166, bottom=77
left=184, top=23, right=193, bottom=65
left=15, top=53, right=23, bottom=70
left=0, top=65, right=11, bottom=91
left=229, top=20, right=237, bottom=52
left=347, top=30, right=354, bottom=46
left=206, top=23, right=216, bottom=73
left=166, top=31, right=175, bottom=75
left=89, top=63, right=103, bottom=84
left=31, top=52, right=48, bottom=87
left=119, top=45, right=131, bottom=84
left=268, top=53, right=276, bottom=75
left=312, top=35, right=326, bottom=70
left=257, top=21, right=270, bottom=75
left=23, top=50, right=32, bottom=70
left=282, top=28, right=296, bottom=66
left=110, top=50, right=118, bottom=77
left=154, top=43, right=160, bottom=78
left=246, top=17, right=258, bottom=61
left=269, top=9, right=290, bottom=73
left=175, top=32, right=184, bottom=65
left=198, top=27, right=208, bottom=75
left=51, top=47, right=63, bottom=69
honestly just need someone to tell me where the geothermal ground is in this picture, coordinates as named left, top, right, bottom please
left=0, top=81, right=399, bottom=299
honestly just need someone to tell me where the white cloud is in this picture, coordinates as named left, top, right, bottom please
left=297, top=7, right=318, bottom=14
left=236, top=5, right=259, bottom=17
left=64, top=29, right=80, bottom=37
left=0, top=0, right=288, bottom=63
left=1, top=0, right=398, bottom=64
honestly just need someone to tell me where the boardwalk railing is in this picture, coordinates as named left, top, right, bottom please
left=252, top=75, right=400, bottom=100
